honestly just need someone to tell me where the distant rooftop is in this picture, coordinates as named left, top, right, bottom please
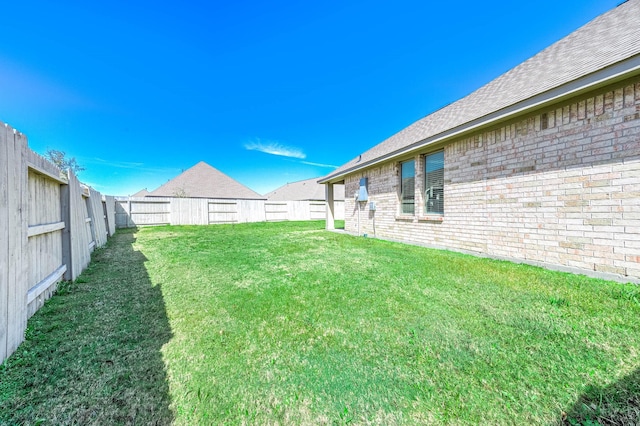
left=148, top=161, right=264, bottom=199
left=265, top=177, right=345, bottom=201
left=131, top=188, right=150, bottom=197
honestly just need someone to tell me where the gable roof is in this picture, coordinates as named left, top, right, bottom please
left=320, top=0, right=640, bottom=183
left=149, top=161, right=264, bottom=199
left=131, top=188, right=150, bottom=197
left=265, top=178, right=345, bottom=201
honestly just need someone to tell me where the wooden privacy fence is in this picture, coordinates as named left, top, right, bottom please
left=0, top=122, right=116, bottom=363
left=115, top=197, right=345, bottom=228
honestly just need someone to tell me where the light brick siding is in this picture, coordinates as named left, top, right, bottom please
left=344, top=77, right=640, bottom=282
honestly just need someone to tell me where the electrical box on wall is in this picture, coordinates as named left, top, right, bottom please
left=369, top=201, right=376, bottom=211
left=358, top=177, right=369, bottom=201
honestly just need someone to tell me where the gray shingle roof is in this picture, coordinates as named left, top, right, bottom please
left=149, top=161, right=264, bottom=199
left=131, top=188, right=150, bottom=197
left=265, top=178, right=345, bottom=201
left=320, top=0, right=640, bottom=183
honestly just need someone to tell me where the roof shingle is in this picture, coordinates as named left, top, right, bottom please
left=321, top=0, right=640, bottom=182
left=131, top=188, right=150, bottom=197
left=149, top=161, right=264, bottom=199
left=265, top=178, right=345, bottom=201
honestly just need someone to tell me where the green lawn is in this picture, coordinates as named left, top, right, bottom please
left=1, top=221, right=639, bottom=425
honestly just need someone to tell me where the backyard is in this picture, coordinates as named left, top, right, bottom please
left=1, top=221, right=639, bottom=425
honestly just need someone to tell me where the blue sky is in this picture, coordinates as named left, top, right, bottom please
left=0, top=0, right=621, bottom=195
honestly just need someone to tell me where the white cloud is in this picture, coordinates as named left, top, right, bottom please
left=300, top=160, right=338, bottom=169
left=82, top=157, right=177, bottom=174
left=244, top=139, right=306, bottom=159
left=87, top=158, right=144, bottom=169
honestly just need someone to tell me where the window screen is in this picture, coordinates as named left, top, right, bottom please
left=400, top=160, right=415, bottom=214
left=424, top=151, right=444, bottom=215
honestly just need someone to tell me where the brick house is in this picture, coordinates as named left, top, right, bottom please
left=320, top=0, right=640, bottom=283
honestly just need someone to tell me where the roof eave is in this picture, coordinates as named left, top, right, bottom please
left=319, top=54, right=640, bottom=184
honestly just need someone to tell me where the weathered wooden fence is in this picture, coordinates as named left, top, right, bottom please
left=1, top=122, right=116, bottom=363
left=115, top=197, right=345, bottom=228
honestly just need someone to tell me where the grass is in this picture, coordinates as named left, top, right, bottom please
left=1, top=220, right=639, bottom=425
left=0, top=229, right=173, bottom=425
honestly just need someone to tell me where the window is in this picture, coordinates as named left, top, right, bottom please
left=424, top=151, right=444, bottom=215
left=541, top=112, right=549, bottom=130
left=400, top=160, right=415, bottom=214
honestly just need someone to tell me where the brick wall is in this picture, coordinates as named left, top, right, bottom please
left=343, top=77, right=640, bottom=282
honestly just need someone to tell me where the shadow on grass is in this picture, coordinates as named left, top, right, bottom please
left=0, top=229, right=174, bottom=425
left=562, top=367, right=640, bottom=425
left=332, top=219, right=345, bottom=230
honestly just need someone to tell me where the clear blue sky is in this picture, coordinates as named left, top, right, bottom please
left=0, top=0, right=621, bottom=196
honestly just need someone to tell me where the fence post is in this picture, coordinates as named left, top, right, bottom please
left=127, top=197, right=133, bottom=228
left=67, top=170, right=92, bottom=280
left=60, top=178, right=72, bottom=281
left=85, top=192, right=96, bottom=251
left=103, top=196, right=116, bottom=236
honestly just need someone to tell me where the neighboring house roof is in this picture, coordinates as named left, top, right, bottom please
left=320, top=0, right=640, bottom=183
left=131, top=188, right=150, bottom=197
left=148, top=161, right=264, bottom=199
left=265, top=178, right=345, bottom=201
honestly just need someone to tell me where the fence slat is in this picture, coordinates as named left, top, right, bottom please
left=0, top=123, right=10, bottom=361
left=6, top=130, right=28, bottom=357
left=89, top=188, right=108, bottom=247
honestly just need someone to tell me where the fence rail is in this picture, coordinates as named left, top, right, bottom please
left=1, top=122, right=115, bottom=363
left=115, top=197, right=345, bottom=228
